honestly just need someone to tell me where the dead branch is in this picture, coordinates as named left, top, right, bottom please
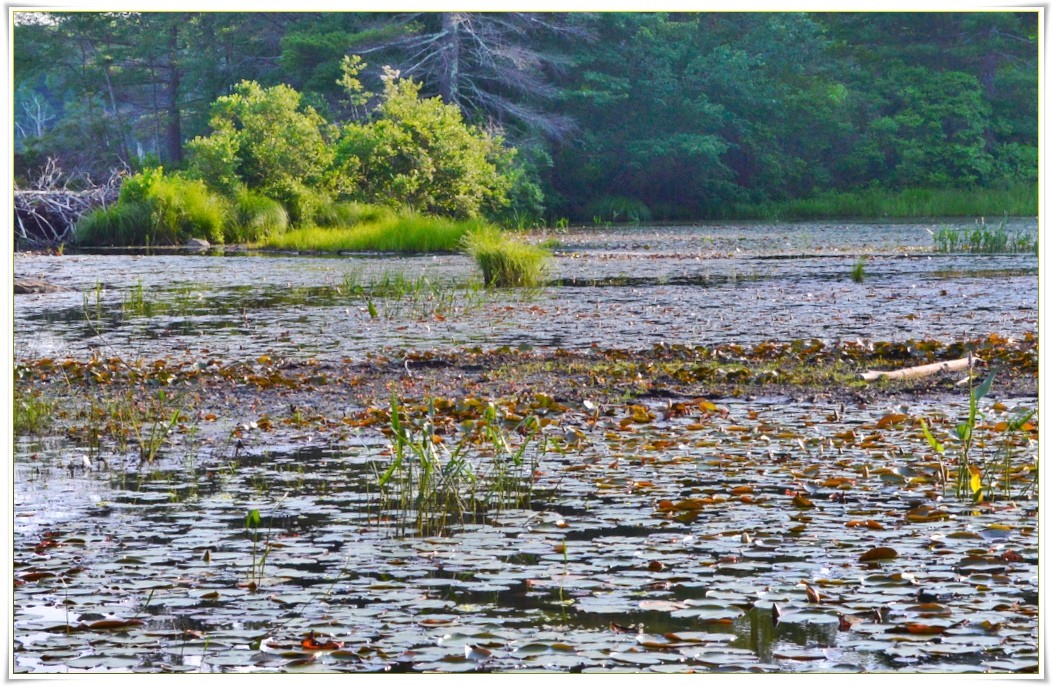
left=860, top=356, right=981, bottom=382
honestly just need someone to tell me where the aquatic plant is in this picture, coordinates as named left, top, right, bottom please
left=916, top=368, right=1037, bottom=502
left=243, top=508, right=271, bottom=589
left=850, top=257, right=866, bottom=283
left=261, top=212, right=480, bottom=253
left=931, top=217, right=1037, bottom=254
left=226, top=188, right=289, bottom=243
left=13, top=383, right=55, bottom=435
left=461, top=225, right=550, bottom=288
left=376, top=396, right=539, bottom=536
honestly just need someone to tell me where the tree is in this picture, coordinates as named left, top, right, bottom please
left=336, top=70, right=513, bottom=218
left=348, top=12, right=592, bottom=139
left=185, top=80, right=336, bottom=215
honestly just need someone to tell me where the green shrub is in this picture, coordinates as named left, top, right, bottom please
left=336, top=75, right=513, bottom=218
left=461, top=225, right=550, bottom=287
left=185, top=81, right=336, bottom=199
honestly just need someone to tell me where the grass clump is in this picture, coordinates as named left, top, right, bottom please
left=931, top=217, right=1038, bottom=254
left=261, top=211, right=480, bottom=253
left=850, top=257, right=866, bottom=283
left=376, top=397, right=539, bottom=537
left=77, top=167, right=227, bottom=246
left=14, top=384, right=55, bottom=435
left=586, top=195, right=653, bottom=224
left=461, top=225, right=550, bottom=288
left=225, top=188, right=289, bottom=243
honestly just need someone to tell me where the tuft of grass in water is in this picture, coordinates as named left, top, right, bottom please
left=260, top=211, right=481, bottom=253
left=930, top=217, right=1038, bottom=254
left=461, top=225, right=550, bottom=288
left=850, top=257, right=866, bottom=283
left=375, top=396, right=540, bottom=537
left=121, top=280, right=155, bottom=319
left=337, top=270, right=490, bottom=320
left=13, top=383, right=55, bottom=435
left=585, top=195, right=653, bottom=224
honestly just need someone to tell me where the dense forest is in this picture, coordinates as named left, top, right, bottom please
left=13, top=11, right=1039, bottom=223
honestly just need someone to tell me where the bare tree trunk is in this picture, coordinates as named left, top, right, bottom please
left=438, top=12, right=461, bottom=105
left=101, top=61, right=131, bottom=165
left=164, top=23, right=183, bottom=165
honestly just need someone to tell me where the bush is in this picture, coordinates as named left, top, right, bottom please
left=336, top=75, right=513, bottom=218
left=185, top=81, right=336, bottom=201
left=461, top=225, right=550, bottom=287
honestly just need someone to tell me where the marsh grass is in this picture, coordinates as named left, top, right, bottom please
left=461, top=226, right=550, bottom=288
left=375, top=397, right=539, bottom=537
left=261, top=212, right=480, bottom=253
left=850, top=257, right=866, bottom=283
left=337, top=271, right=490, bottom=320
left=13, top=385, right=56, bottom=434
left=78, top=172, right=228, bottom=246
left=226, top=189, right=289, bottom=243
left=931, top=218, right=1037, bottom=254
left=736, top=184, right=1037, bottom=220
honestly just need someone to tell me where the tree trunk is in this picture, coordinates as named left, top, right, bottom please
left=860, top=357, right=980, bottom=382
left=438, top=12, right=461, bottom=105
left=164, top=23, right=183, bottom=165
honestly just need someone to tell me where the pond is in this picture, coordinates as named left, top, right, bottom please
left=11, top=219, right=1040, bottom=674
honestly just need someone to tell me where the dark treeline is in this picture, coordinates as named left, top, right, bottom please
left=13, top=11, right=1038, bottom=221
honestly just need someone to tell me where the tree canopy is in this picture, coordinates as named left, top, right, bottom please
left=13, top=11, right=1038, bottom=220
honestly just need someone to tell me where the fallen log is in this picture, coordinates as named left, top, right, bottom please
left=860, top=356, right=980, bottom=382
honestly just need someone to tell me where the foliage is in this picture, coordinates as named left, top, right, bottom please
left=14, top=11, right=1040, bottom=222
left=461, top=226, right=550, bottom=288
left=931, top=217, right=1037, bottom=254
left=226, top=188, right=290, bottom=243
left=261, top=209, right=482, bottom=253
left=336, top=75, right=513, bottom=218
left=77, top=167, right=227, bottom=246
left=186, top=81, right=336, bottom=200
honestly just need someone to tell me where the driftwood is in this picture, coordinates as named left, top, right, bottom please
left=14, top=187, right=119, bottom=247
left=860, top=356, right=980, bottom=382
left=14, top=277, right=72, bottom=294
left=13, top=159, right=123, bottom=248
